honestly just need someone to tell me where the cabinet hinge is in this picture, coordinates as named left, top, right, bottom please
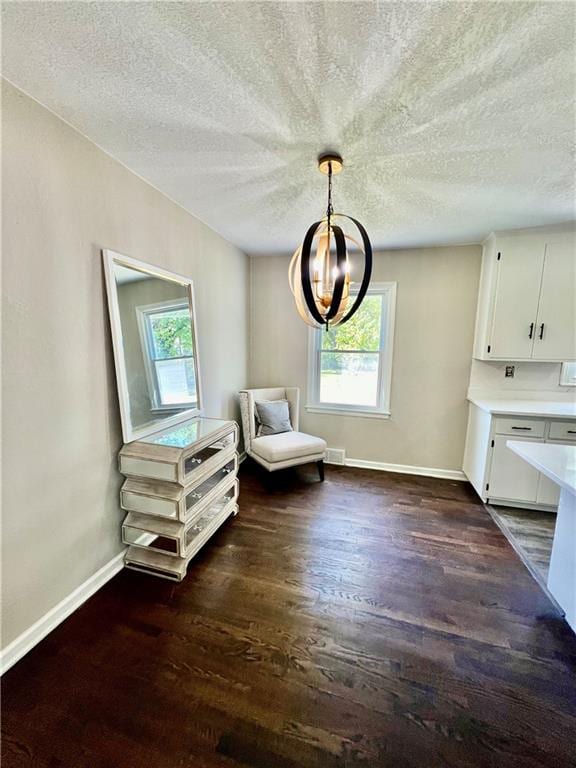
left=485, top=483, right=490, bottom=491
left=490, top=440, right=494, bottom=448
left=487, top=345, right=491, bottom=353
left=497, top=252, right=501, bottom=261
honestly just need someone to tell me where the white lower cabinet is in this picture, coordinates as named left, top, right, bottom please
left=463, top=405, right=574, bottom=510
left=489, top=436, right=541, bottom=503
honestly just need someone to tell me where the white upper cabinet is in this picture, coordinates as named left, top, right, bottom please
left=532, top=236, right=576, bottom=360
left=488, top=238, right=544, bottom=359
left=473, top=226, right=576, bottom=362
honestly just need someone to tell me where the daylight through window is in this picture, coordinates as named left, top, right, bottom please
left=308, top=283, right=396, bottom=416
left=138, top=301, right=197, bottom=409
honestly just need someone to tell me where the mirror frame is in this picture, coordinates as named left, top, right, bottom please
left=102, top=248, right=203, bottom=443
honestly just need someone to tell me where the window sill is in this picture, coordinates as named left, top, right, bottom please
left=150, top=407, right=183, bottom=414
left=150, top=406, right=199, bottom=414
left=305, top=405, right=391, bottom=420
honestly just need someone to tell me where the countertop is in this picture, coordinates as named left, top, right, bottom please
left=507, top=441, right=576, bottom=495
left=468, top=397, right=576, bottom=419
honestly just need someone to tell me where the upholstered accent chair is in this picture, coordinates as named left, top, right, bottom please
left=239, top=387, right=326, bottom=480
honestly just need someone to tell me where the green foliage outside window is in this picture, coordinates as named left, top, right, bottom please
left=150, top=308, right=193, bottom=358
left=321, top=295, right=382, bottom=352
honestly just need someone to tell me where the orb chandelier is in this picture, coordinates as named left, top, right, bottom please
left=289, top=153, right=372, bottom=329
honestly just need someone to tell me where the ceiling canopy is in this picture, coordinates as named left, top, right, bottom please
left=3, top=1, right=574, bottom=255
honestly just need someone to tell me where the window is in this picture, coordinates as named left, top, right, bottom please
left=137, top=300, right=198, bottom=410
left=307, top=283, right=396, bottom=418
left=560, top=362, right=576, bottom=386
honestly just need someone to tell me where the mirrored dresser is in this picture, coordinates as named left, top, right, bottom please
left=119, top=416, right=239, bottom=581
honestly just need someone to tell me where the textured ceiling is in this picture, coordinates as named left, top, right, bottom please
left=2, top=1, right=575, bottom=255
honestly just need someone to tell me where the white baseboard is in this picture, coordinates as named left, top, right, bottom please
left=487, top=497, right=557, bottom=512
left=1, top=550, right=125, bottom=675
left=326, top=456, right=467, bottom=481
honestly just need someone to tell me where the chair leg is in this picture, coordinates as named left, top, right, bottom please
left=317, top=460, right=325, bottom=482
left=261, top=465, right=274, bottom=492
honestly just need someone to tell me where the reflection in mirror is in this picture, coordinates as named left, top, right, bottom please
left=103, top=251, right=202, bottom=442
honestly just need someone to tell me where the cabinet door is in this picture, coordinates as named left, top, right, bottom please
left=488, top=239, right=545, bottom=359
left=536, top=473, right=561, bottom=507
left=532, top=235, right=576, bottom=361
left=488, top=436, right=540, bottom=502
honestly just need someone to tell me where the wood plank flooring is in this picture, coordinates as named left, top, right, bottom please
left=3, top=463, right=576, bottom=768
left=489, top=505, right=555, bottom=583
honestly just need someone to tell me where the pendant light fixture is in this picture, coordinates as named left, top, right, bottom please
left=289, top=153, right=372, bottom=329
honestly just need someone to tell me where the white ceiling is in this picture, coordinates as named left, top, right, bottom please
left=2, top=2, right=575, bottom=255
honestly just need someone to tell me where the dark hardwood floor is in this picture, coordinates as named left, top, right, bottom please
left=3, top=463, right=576, bottom=768
left=489, top=505, right=556, bottom=584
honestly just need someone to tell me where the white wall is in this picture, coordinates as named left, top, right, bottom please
left=250, top=245, right=482, bottom=472
left=468, top=360, right=572, bottom=397
left=1, top=82, right=249, bottom=649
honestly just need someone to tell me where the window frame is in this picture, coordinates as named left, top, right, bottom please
left=306, top=282, right=397, bottom=419
left=136, top=299, right=199, bottom=412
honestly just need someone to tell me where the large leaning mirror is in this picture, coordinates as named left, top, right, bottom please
left=103, top=249, right=202, bottom=443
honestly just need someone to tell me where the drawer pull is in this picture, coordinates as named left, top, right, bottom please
left=511, top=426, right=532, bottom=431
left=528, top=322, right=534, bottom=339
left=539, top=323, right=545, bottom=340
left=568, top=430, right=576, bottom=434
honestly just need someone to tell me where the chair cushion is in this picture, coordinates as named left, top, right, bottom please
left=251, top=431, right=326, bottom=464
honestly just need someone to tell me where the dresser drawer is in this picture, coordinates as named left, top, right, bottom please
left=183, top=480, right=239, bottom=556
left=119, top=417, right=238, bottom=485
left=124, top=491, right=239, bottom=581
left=185, top=455, right=238, bottom=516
left=123, top=478, right=238, bottom=559
left=493, top=417, right=545, bottom=438
left=121, top=451, right=238, bottom=521
left=548, top=421, right=576, bottom=442
left=182, top=425, right=238, bottom=485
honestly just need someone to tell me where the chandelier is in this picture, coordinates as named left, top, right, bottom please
left=289, top=153, right=373, bottom=329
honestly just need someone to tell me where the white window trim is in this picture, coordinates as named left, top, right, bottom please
left=306, top=282, right=397, bottom=419
left=560, top=362, right=576, bottom=386
left=136, top=298, right=198, bottom=412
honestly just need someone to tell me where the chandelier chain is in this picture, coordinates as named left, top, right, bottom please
left=326, top=162, right=333, bottom=226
